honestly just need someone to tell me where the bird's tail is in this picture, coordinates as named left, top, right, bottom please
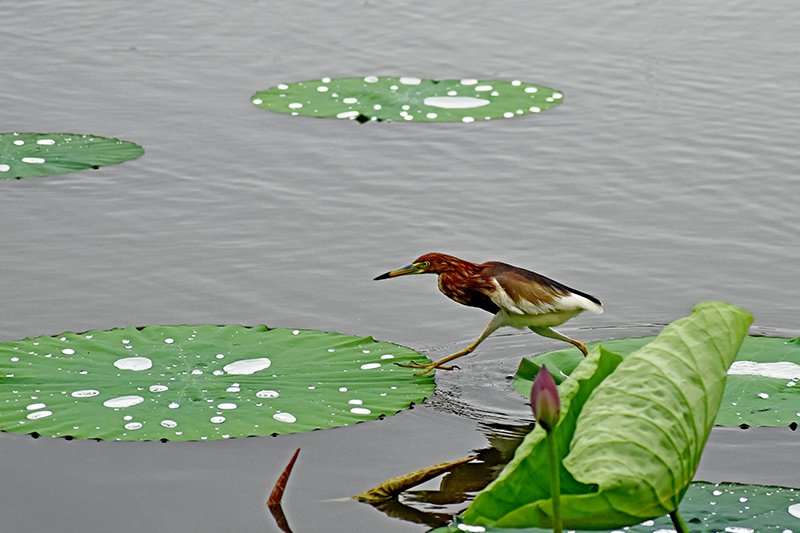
left=568, top=292, right=604, bottom=314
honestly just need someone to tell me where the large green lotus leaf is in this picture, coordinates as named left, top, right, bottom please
left=462, top=302, right=753, bottom=530
left=460, top=346, right=624, bottom=527
left=516, top=336, right=800, bottom=427
left=0, top=133, right=144, bottom=179
left=443, top=482, right=800, bottom=532
left=0, top=325, right=433, bottom=441
left=251, top=77, right=563, bottom=123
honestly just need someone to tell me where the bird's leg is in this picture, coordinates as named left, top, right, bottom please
left=395, top=345, right=477, bottom=376
left=529, top=326, right=589, bottom=356
left=397, top=313, right=505, bottom=376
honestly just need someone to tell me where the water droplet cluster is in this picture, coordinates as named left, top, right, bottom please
left=0, top=325, right=432, bottom=440
left=0, top=132, right=143, bottom=179
left=252, top=76, right=563, bottom=123
left=0, top=133, right=70, bottom=173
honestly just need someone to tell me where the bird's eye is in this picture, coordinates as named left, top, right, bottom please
left=416, top=261, right=430, bottom=269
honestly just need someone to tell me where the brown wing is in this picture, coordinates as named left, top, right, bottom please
left=481, top=262, right=602, bottom=315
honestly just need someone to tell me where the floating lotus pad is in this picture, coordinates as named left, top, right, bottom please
left=515, top=335, right=800, bottom=427
left=0, top=325, right=434, bottom=441
left=251, top=77, right=563, bottom=123
left=443, top=482, right=800, bottom=533
left=0, top=132, right=144, bottom=179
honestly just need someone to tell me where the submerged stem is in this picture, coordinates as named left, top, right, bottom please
left=546, top=431, right=562, bottom=533
left=669, top=508, right=690, bottom=533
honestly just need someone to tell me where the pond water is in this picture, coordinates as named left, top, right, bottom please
left=2, top=0, right=799, bottom=531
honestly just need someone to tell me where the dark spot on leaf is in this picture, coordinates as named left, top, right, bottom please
left=30, top=431, right=40, bottom=439
left=355, top=114, right=371, bottom=124
left=789, top=421, right=797, bottom=431
left=739, top=423, right=750, bottom=429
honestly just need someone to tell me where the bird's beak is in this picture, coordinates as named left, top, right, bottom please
left=374, top=263, right=425, bottom=280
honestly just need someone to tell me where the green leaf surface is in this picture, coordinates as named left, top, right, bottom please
left=463, top=302, right=753, bottom=530
left=0, top=325, right=433, bottom=440
left=0, top=132, right=144, bottom=179
left=462, top=347, right=623, bottom=527
left=720, top=336, right=800, bottom=427
left=442, top=482, right=800, bottom=533
left=251, top=77, right=563, bottom=123
left=516, top=336, right=800, bottom=427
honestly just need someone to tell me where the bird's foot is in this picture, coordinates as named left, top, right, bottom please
left=394, top=360, right=457, bottom=376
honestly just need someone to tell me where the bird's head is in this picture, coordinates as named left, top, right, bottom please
left=373, top=252, right=459, bottom=280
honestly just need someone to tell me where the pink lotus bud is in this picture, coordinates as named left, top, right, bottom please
left=531, top=365, right=560, bottom=432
